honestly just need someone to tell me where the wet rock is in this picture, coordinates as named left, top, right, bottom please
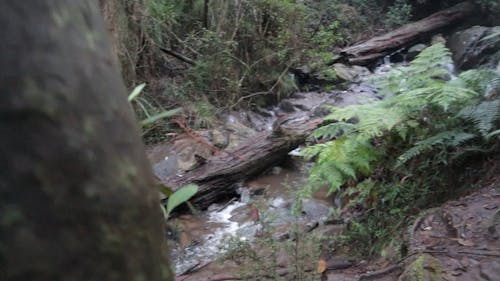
left=328, top=84, right=379, bottom=109
left=332, top=63, right=371, bottom=83
left=315, top=68, right=341, bottom=85
left=271, top=197, right=290, bottom=209
left=279, top=100, right=297, bottom=113
left=170, top=135, right=213, bottom=171
left=302, top=199, right=331, bottom=222
left=246, top=111, right=274, bottom=131
left=407, top=43, right=427, bottom=61
left=399, top=254, right=443, bottom=281
left=229, top=205, right=253, bottom=224
left=210, top=129, right=229, bottom=149
left=480, top=260, right=500, bottom=281
left=448, top=26, right=500, bottom=70
left=152, top=154, right=179, bottom=179
left=222, top=112, right=258, bottom=149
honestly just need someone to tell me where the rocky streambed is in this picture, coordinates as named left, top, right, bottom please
left=145, top=25, right=500, bottom=281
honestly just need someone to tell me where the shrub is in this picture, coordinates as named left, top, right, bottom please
left=302, top=44, right=500, bottom=255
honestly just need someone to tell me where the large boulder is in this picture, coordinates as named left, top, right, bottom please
left=448, top=26, right=500, bottom=70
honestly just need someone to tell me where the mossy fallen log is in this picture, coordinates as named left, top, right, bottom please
left=338, top=1, right=475, bottom=65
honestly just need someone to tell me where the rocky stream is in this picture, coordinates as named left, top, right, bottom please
left=147, top=26, right=500, bottom=281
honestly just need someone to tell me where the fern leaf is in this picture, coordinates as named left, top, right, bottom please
left=458, top=100, right=500, bottom=137
left=396, top=130, right=475, bottom=167
left=307, top=122, right=356, bottom=141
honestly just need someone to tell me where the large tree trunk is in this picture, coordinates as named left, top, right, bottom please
left=338, top=1, right=476, bottom=65
left=0, top=2, right=173, bottom=281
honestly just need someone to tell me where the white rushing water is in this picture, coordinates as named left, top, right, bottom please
left=174, top=200, right=258, bottom=275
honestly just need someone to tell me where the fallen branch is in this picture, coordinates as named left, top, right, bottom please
left=337, top=1, right=475, bottom=65
left=162, top=117, right=322, bottom=210
left=159, top=47, right=195, bottom=65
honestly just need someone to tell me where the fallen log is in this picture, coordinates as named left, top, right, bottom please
left=338, top=1, right=475, bottom=65
left=161, top=114, right=323, bottom=209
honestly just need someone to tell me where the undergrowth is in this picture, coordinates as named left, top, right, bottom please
left=135, top=0, right=443, bottom=142
left=301, top=43, right=500, bottom=256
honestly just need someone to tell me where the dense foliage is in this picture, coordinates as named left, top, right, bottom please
left=139, top=0, right=482, bottom=131
left=302, top=44, right=500, bottom=255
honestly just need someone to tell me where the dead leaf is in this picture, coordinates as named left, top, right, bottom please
left=250, top=205, right=259, bottom=222
left=317, top=258, right=327, bottom=273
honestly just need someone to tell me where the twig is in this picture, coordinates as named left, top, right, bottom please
left=358, top=265, right=403, bottom=281
left=230, top=63, right=292, bottom=108
left=158, top=47, right=195, bottom=65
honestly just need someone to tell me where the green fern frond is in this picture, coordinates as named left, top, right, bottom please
left=430, top=80, right=479, bottom=111
left=306, top=136, right=379, bottom=193
left=458, top=100, right=500, bottom=137
left=300, top=143, right=329, bottom=161
left=396, top=130, right=476, bottom=167
left=326, top=102, right=405, bottom=138
left=307, top=122, right=356, bottom=141
left=459, top=68, right=499, bottom=94
left=486, top=129, right=500, bottom=139
left=411, top=43, right=452, bottom=72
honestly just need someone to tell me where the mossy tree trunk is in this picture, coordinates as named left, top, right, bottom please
left=0, top=1, right=173, bottom=281
left=99, top=0, right=144, bottom=85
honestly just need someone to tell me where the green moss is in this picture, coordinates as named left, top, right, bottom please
left=404, top=254, right=442, bottom=281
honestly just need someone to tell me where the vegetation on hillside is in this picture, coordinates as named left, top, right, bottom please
left=118, top=0, right=500, bottom=141
left=301, top=44, right=500, bottom=256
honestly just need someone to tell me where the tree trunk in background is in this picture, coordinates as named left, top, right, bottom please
left=0, top=1, right=173, bottom=281
left=99, top=0, right=143, bottom=84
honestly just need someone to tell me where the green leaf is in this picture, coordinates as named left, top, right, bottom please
left=128, top=83, right=146, bottom=102
left=139, top=108, right=182, bottom=126
left=166, top=184, right=198, bottom=216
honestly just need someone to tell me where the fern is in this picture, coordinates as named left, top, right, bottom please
left=458, top=100, right=500, bottom=138
left=304, top=43, right=497, bottom=196
left=307, top=122, right=356, bottom=142
left=325, top=102, right=406, bottom=138
left=304, top=43, right=500, bottom=256
left=375, top=44, right=452, bottom=97
left=302, top=136, right=379, bottom=193
left=459, top=68, right=499, bottom=95
left=396, top=131, right=476, bottom=166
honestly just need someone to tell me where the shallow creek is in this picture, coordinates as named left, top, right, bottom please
left=147, top=60, right=407, bottom=276
left=168, top=160, right=335, bottom=275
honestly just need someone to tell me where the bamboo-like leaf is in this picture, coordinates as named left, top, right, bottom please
left=140, top=108, right=182, bottom=126
left=128, top=83, right=146, bottom=101
left=166, top=184, right=198, bottom=216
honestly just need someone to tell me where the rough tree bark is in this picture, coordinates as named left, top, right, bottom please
left=0, top=2, right=173, bottom=281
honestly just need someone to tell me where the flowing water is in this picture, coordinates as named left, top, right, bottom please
left=168, top=159, right=335, bottom=275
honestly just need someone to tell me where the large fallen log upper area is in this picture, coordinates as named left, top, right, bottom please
left=338, top=1, right=475, bottom=65
left=162, top=116, right=322, bottom=210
